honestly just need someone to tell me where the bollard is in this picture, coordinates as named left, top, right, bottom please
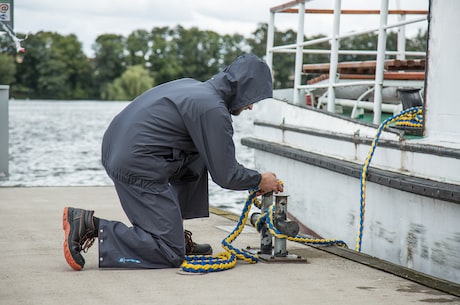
left=0, top=85, right=9, bottom=178
left=273, top=195, right=300, bottom=257
left=259, top=192, right=274, bottom=254
left=249, top=192, right=274, bottom=255
left=249, top=192, right=306, bottom=263
left=274, top=195, right=289, bottom=257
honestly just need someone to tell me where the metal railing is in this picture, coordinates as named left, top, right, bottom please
left=265, top=0, right=428, bottom=124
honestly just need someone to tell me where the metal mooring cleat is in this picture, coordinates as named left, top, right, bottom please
left=248, top=193, right=307, bottom=263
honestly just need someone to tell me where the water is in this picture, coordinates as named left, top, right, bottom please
left=1, top=100, right=257, bottom=215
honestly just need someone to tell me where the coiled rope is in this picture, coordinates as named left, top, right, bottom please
left=181, top=191, right=259, bottom=273
left=356, top=106, right=423, bottom=252
left=182, top=185, right=347, bottom=273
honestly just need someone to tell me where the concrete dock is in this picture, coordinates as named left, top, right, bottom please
left=1, top=186, right=459, bottom=305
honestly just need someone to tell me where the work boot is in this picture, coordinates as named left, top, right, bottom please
left=184, top=230, right=212, bottom=255
left=62, top=207, right=97, bottom=270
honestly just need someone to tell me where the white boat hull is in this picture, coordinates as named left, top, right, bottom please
left=252, top=0, right=460, bottom=285
left=244, top=99, right=460, bottom=284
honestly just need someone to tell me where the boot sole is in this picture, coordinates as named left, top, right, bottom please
left=63, top=207, right=83, bottom=271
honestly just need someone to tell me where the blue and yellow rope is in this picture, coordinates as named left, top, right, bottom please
left=182, top=186, right=347, bottom=273
left=395, top=107, right=423, bottom=128
left=356, top=106, right=423, bottom=252
left=267, top=205, right=347, bottom=247
left=181, top=191, right=259, bottom=273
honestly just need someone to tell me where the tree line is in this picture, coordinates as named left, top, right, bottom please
left=0, top=23, right=427, bottom=100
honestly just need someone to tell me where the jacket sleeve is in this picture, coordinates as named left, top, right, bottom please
left=188, top=106, right=261, bottom=190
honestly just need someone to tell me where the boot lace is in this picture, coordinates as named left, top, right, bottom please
left=81, top=230, right=96, bottom=253
left=184, top=230, right=196, bottom=254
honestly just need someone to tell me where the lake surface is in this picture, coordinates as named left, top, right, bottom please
left=1, top=100, right=257, bottom=214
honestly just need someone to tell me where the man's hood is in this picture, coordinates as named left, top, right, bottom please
left=206, top=54, right=273, bottom=113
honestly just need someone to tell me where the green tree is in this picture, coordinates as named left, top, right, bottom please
left=0, top=53, right=16, bottom=84
left=339, top=31, right=420, bottom=62
left=126, top=29, right=150, bottom=66
left=0, top=31, right=17, bottom=54
left=147, top=26, right=182, bottom=85
left=173, top=26, right=221, bottom=81
left=406, top=29, right=427, bottom=54
left=51, top=33, right=95, bottom=98
left=12, top=31, right=93, bottom=99
left=303, top=34, right=330, bottom=64
left=220, top=33, right=247, bottom=66
left=13, top=32, right=43, bottom=97
left=36, top=51, right=67, bottom=98
left=247, top=23, right=267, bottom=59
left=248, top=23, right=299, bottom=89
left=339, top=32, right=379, bottom=62
left=103, top=65, right=154, bottom=100
left=3, top=24, right=428, bottom=100
left=93, top=34, right=127, bottom=98
left=272, top=29, right=297, bottom=89
left=13, top=31, right=68, bottom=98
left=146, top=26, right=226, bottom=84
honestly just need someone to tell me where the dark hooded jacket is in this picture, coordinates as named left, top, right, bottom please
left=101, top=54, right=272, bottom=191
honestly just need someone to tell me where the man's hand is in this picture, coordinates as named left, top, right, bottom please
left=257, top=172, right=284, bottom=195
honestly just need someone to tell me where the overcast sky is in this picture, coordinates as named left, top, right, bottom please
left=9, top=0, right=428, bottom=56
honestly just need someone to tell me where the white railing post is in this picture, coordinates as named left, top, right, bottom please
left=293, top=0, right=305, bottom=106
left=0, top=85, right=9, bottom=178
left=373, top=0, right=389, bottom=124
left=397, top=17, right=406, bottom=59
left=266, top=10, right=275, bottom=70
left=396, top=0, right=406, bottom=60
left=327, top=0, right=341, bottom=112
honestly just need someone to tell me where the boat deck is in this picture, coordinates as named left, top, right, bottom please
left=1, top=186, right=459, bottom=305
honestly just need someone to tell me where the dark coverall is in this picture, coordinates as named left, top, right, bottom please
left=98, top=54, right=273, bottom=268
